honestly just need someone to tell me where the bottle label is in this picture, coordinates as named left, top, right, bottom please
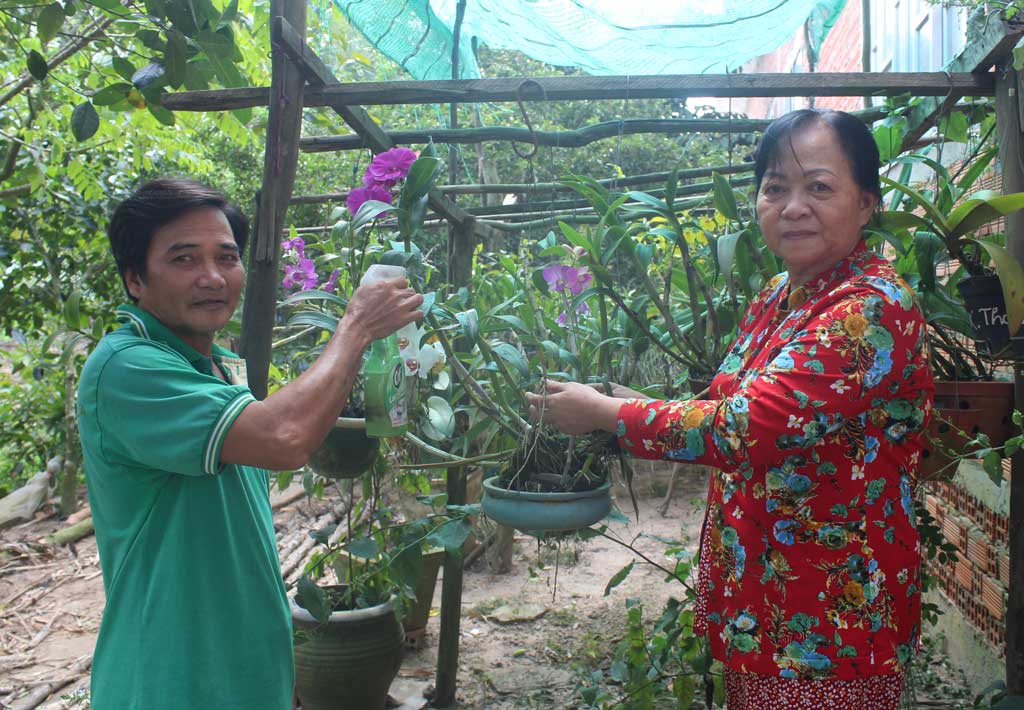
left=388, top=363, right=408, bottom=427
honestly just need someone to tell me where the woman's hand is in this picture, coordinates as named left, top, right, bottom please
left=525, top=379, right=621, bottom=435
left=586, top=381, right=649, bottom=399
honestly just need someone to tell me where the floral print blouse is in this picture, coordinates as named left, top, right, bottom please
left=617, top=244, right=933, bottom=680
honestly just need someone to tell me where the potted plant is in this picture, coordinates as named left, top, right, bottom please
left=291, top=481, right=475, bottom=710
left=306, top=386, right=381, bottom=480
left=876, top=146, right=1024, bottom=478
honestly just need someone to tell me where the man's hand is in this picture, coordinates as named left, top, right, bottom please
left=525, top=379, right=621, bottom=435
left=586, top=381, right=649, bottom=400
left=341, top=276, right=424, bottom=345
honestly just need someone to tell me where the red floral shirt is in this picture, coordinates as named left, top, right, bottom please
left=617, top=244, right=933, bottom=680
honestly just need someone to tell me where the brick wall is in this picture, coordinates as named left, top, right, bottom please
left=814, top=0, right=864, bottom=112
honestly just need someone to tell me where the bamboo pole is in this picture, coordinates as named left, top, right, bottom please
left=299, top=118, right=769, bottom=152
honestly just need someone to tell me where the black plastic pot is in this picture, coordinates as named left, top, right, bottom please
left=307, top=420, right=380, bottom=480
left=957, top=275, right=1012, bottom=356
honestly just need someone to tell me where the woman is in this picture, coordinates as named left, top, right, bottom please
left=527, top=109, right=933, bottom=709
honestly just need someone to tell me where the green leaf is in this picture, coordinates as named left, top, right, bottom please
left=220, top=0, right=239, bottom=24
left=455, top=308, right=479, bottom=341
left=972, top=241, right=1024, bottom=337
left=279, top=289, right=348, bottom=309
left=345, top=537, right=379, bottom=559
left=37, top=3, right=64, bottom=44
left=491, top=342, right=529, bottom=380
left=309, top=524, right=337, bottom=544
left=63, top=289, right=81, bottom=330
left=295, top=575, right=330, bottom=623
left=948, top=192, right=1024, bottom=240
left=148, top=102, right=175, bottom=126
left=603, top=560, right=634, bottom=596
left=399, top=156, right=443, bottom=207
left=196, top=31, right=244, bottom=87
left=939, top=111, right=969, bottom=144
left=428, top=517, right=472, bottom=554
left=874, top=120, right=906, bottom=163
left=711, top=172, right=739, bottom=220
left=70, top=102, right=99, bottom=142
left=91, top=83, right=132, bottom=107
left=879, top=175, right=949, bottom=236
left=26, top=50, right=48, bottom=81
left=131, top=62, right=166, bottom=90
left=286, top=311, right=340, bottom=333
left=111, top=57, right=135, bottom=82
left=164, top=30, right=188, bottom=88
left=983, top=450, right=1003, bottom=486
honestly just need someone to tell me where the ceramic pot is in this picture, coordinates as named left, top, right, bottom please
left=292, top=589, right=404, bottom=710
left=481, top=476, right=612, bottom=533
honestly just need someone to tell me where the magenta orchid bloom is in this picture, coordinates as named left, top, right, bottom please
left=281, top=236, right=306, bottom=258
left=366, top=147, right=418, bottom=185
left=556, top=301, right=590, bottom=326
left=542, top=264, right=593, bottom=296
left=346, top=184, right=393, bottom=216
left=282, top=257, right=318, bottom=291
left=322, top=268, right=341, bottom=294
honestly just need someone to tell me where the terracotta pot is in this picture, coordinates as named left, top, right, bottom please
left=403, top=548, right=444, bottom=634
left=292, top=589, right=404, bottom=710
left=481, top=476, right=612, bottom=533
left=920, top=381, right=1015, bottom=481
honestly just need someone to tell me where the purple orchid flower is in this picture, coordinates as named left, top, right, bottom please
left=556, top=301, right=590, bottom=326
left=282, top=257, right=318, bottom=291
left=281, top=236, right=306, bottom=258
left=542, top=264, right=593, bottom=296
left=366, top=147, right=418, bottom=185
left=347, top=184, right=393, bottom=216
left=322, top=268, right=341, bottom=294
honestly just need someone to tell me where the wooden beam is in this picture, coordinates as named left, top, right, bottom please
left=901, top=12, right=1023, bottom=150
left=300, top=118, right=770, bottom=152
left=272, top=15, right=471, bottom=228
left=239, top=0, right=307, bottom=400
left=161, top=72, right=996, bottom=112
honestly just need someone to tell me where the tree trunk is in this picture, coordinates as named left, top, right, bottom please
left=58, top=363, right=79, bottom=517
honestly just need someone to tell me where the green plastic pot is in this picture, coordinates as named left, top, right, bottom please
left=481, top=476, right=612, bottom=533
left=292, top=589, right=403, bottom=710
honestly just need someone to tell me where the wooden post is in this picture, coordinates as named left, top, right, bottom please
left=435, top=5, right=469, bottom=706
left=433, top=464, right=467, bottom=707
left=997, top=61, right=1024, bottom=698
left=239, top=0, right=307, bottom=399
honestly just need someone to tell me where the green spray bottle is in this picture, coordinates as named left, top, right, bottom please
left=360, top=265, right=410, bottom=437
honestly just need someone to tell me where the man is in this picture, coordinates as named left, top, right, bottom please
left=77, top=177, right=422, bottom=709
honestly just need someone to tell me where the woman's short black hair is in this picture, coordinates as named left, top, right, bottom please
left=107, top=177, right=249, bottom=300
left=753, top=109, right=881, bottom=201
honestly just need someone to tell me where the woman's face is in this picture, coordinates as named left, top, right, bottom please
left=756, top=122, right=878, bottom=286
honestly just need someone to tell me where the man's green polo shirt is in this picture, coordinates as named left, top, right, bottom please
left=78, top=304, right=293, bottom=710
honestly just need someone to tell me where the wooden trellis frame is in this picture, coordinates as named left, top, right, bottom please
left=157, top=1, right=1024, bottom=704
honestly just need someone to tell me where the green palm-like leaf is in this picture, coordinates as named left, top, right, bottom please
left=972, top=240, right=1024, bottom=336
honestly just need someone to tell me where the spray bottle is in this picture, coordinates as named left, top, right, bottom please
left=359, top=264, right=414, bottom=437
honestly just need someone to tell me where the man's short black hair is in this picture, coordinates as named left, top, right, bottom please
left=107, top=177, right=249, bottom=300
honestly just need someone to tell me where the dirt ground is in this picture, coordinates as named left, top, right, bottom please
left=0, top=463, right=975, bottom=709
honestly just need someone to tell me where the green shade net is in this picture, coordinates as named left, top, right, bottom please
left=334, top=0, right=847, bottom=80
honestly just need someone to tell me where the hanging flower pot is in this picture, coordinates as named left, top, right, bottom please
left=307, top=418, right=380, bottom=480
left=292, top=587, right=404, bottom=710
left=481, top=475, right=612, bottom=533
left=920, top=380, right=1015, bottom=481
left=957, top=275, right=1013, bottom=356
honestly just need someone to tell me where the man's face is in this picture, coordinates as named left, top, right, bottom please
left=125, top=207, right=244, bottom=354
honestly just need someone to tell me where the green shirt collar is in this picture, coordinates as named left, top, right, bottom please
left=116, top=304, right=237, bottom=376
